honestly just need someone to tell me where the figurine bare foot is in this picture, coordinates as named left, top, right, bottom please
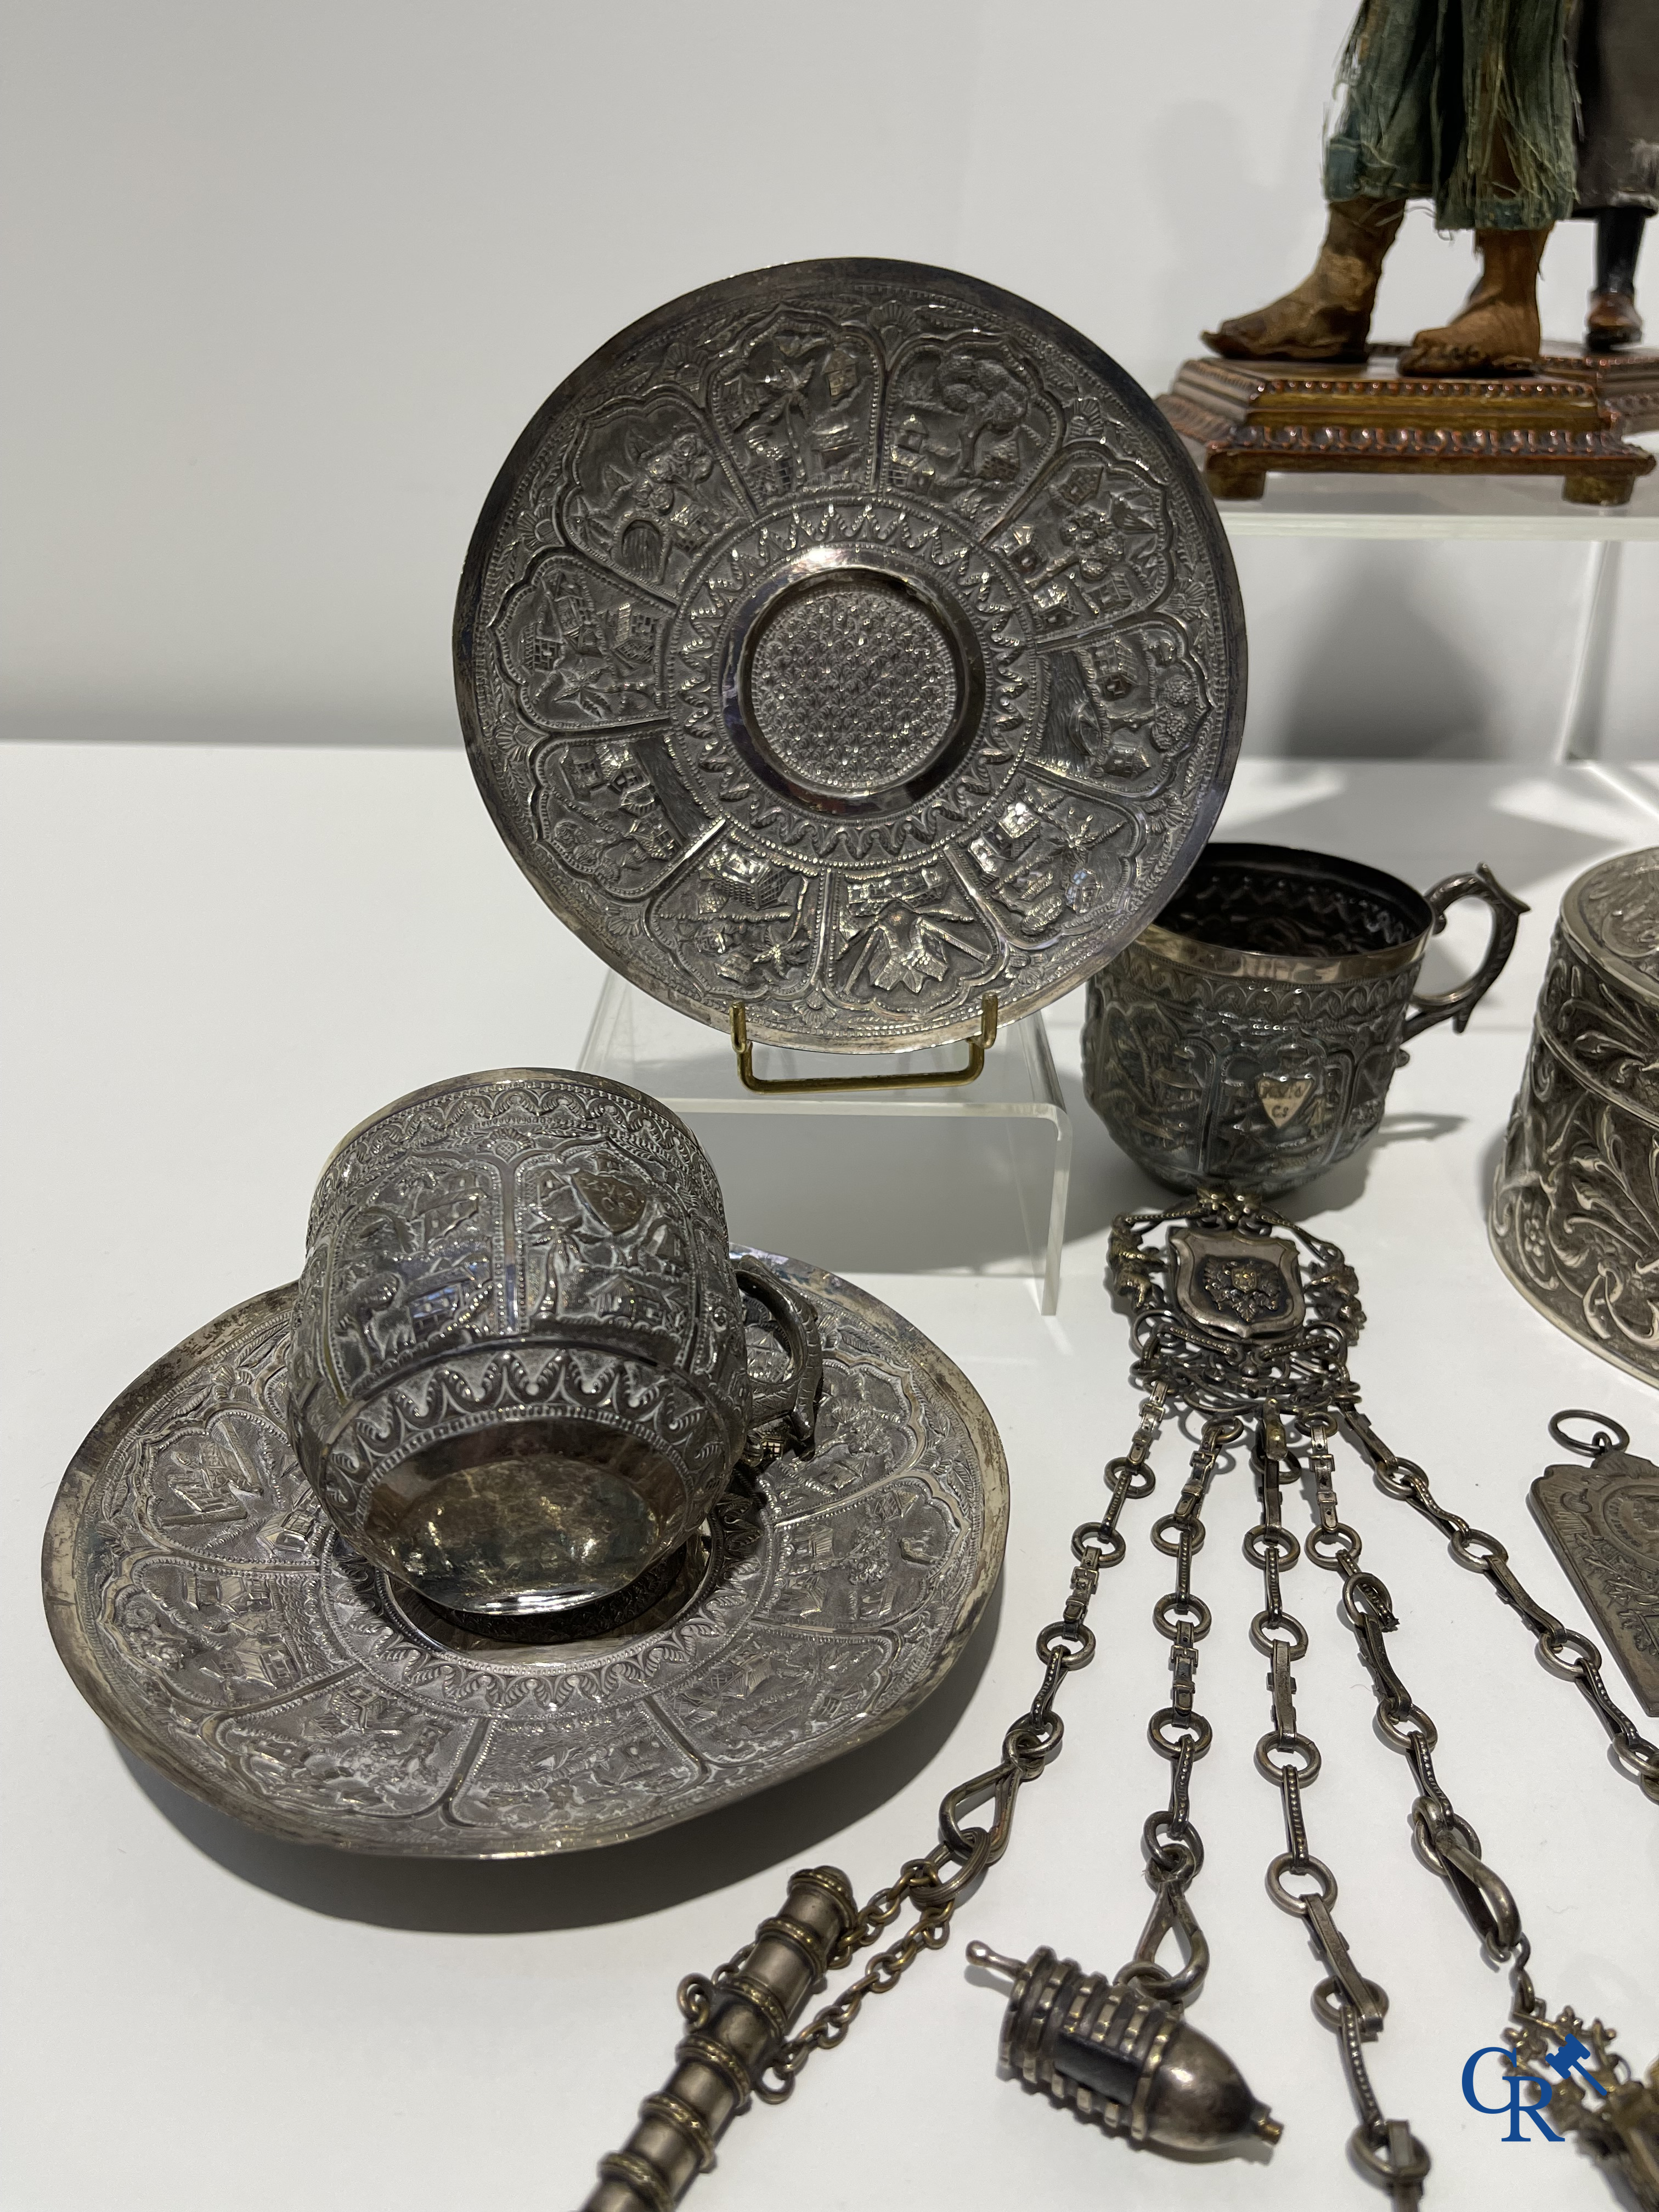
left=1586, top=287, right=1644, bottom=351
left=1397, top=228, right=1548, bottom=375
left=1204, top=196, right=1404, bottom=362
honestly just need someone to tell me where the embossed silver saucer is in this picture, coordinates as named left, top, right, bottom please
left=42, top=1254, right=1006, bottom=1857
left=455, top=258, right=1245, bottom=1051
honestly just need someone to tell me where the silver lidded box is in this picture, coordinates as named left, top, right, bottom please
left=1491, top=845, right=1659, bottom=1384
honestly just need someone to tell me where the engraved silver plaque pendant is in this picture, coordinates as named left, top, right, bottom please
left=43, top=1254, right=1008, bottom=1857
left=455, top=259, right=1245, bottom=1052
left=1531, top=1423, right=1659, bottom=1716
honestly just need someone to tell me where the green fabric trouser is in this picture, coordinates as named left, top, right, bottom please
left=1323, top=0, right=1576, bottom=229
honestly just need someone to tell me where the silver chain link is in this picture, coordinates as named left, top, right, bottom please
left=728, top=1385, right=1172, bottom=2100
left=1340, top=1400, right=1659, bottom=1803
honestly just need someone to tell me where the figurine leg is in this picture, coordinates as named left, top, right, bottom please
left=1397, top=228, right=1550, bottom=375
left=1586, top=207, right=1646, bottom=350
left=1203, top=196, right=1405, bottom=362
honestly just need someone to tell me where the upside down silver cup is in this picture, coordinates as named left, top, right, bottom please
left=1082, top=843, right=1526, bottom=1196
left=285, top=1069, right=816, bottom=1617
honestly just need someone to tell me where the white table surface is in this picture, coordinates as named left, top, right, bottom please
left=4, top=742, right=1657, bottom=2212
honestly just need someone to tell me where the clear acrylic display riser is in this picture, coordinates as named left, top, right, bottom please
left=577, top=973, right=1072, bottom=1313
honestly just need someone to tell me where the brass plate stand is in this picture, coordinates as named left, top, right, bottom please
left=1159, top=348, right=1656, bottom=505
left=729, top=994, right=1000, bottom=1094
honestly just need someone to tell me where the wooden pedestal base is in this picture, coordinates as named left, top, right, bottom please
left=1159, top=347, right=1657, bottom=505
left=1537, top=343, right=1659, bottom=435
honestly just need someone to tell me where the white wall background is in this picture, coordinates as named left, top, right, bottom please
left=2, top=0, right=1653, bottom=754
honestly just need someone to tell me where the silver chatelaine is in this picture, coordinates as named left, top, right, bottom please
left=585, top=1377, right=1282, bottom=2211
left=1107, top=1188, right=1658, bottom=2208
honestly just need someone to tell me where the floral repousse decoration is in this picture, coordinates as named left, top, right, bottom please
left=1492, top=872, right=1659, bottom=1385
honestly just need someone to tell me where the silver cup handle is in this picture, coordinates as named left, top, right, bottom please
left=1401, top=865, right=1530, bottom=1041
left=732, top=1255, right=823, bottom=1455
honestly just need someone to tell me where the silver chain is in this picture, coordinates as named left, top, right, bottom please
left=1108, top=1187, right=1657, bottom=2204
left=713, top=1385, right=1172, bottom=2100
left=1340, top=1401, right=1659, bottom=1803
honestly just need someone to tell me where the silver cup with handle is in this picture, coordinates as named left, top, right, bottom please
left=286, top=1068, right=817, bottom=1617
left=1083, top=843, right=1526, bottom=1196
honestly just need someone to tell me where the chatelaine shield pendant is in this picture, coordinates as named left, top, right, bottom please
left=455, top=259, right=1245, bottom=1051
left=1168, top=1228, right=1306, bottom=1341
left=42, top=1254, right=1007, bottom=1856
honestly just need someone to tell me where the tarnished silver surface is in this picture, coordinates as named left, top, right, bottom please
left=1492, top=846, right=1659, bottom=1385
left=968, top=1943, right=1280, bottom=2155
left=1085, top=843, right=1523, bottom=1194
left=42, top=1254, right=1007, bottom=1857
left=455, top=258, right=1245, bottom=1051
left=287, top=1069, right=758, bottom=1617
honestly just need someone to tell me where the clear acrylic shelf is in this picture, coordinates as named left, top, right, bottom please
left=578, top=972, right=1072, bottom=1312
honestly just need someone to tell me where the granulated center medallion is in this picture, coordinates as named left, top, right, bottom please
left=747, top=578, right=959, bottom=797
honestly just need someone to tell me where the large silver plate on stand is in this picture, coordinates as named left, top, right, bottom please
left=42, top=1255, right=1007, bottom=1858
left=455, top=258, right=1245, bottom=1051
